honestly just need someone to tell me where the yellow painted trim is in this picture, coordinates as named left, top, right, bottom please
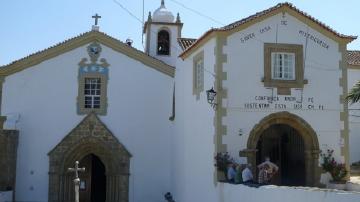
left=213, top=33, right=228, bottom=184
left=0, top=31, right=175, bottom=77
left=339, top=43, right=350, bottom=180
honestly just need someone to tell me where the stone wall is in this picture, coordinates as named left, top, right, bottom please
left=222, top=183, right=360, bottom=202
left=0, top=129, right=19, bottom=191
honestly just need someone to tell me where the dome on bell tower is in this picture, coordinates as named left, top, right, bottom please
left=153, top=0, right=175, bottom=23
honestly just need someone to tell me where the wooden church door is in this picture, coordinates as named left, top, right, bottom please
left=79, top=155, right=92, bottom=202
left=79, top=154, right=106, bottom=202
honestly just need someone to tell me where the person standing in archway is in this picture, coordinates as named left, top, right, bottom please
left=257, top=157, right=279, bottom=184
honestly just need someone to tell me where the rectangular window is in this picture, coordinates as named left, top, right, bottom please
left=193, top=51, right=204, bottom=99
left=271, top=52, right=295, bottom=80
left=263, top=43, right=305, bottom=95
left=195, top=59, right=204, bottom=90
left=84, top=78, right=101, bottom=109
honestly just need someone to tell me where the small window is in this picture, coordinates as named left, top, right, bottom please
left=157, top=30, right=170, bottom=55
left=195, top=59, right=204, bottom=89
left=263, top=43, right=306, bottom=95
left=193, top=51, right=204, bottom=99
left=84, top=78, right=101, bottom=109
left=77, top=42, right=109, bottom=115
left=271, top=52, right=295, bottom=80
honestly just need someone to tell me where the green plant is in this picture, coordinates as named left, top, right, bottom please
left=214, top=152, right=234, bottom=178
left=320, top=149, right=347, bottom=182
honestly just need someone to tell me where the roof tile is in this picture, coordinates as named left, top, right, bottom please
left=177, top=38, right=196, bottom=50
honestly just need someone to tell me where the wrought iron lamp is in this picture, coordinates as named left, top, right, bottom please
left=206, top=87, right=217, bottom=109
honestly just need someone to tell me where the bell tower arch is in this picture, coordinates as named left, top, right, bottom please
left=144, top=0, right=183, bottom=66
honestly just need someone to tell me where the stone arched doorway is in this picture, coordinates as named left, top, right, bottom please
left=240, top=112, right=321, bottom=186
left=48, top=113, right=131, bottom=202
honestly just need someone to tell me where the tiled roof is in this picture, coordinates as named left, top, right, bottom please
left=177, top=38, right=197, bottom=50
left=180, top=2, right=357, bottom=58
left=348, top=51, right=360, bottom=66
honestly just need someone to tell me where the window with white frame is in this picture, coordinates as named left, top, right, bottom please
left=84, top=78, right=101, bottom=109
left=271, top=52, right=295, bottom=80
left=263, top=43, right=305, bottom=95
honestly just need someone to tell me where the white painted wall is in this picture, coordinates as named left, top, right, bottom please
left=146, top=23, right=181, bottom=67
left=0, top=191, right=12, bottom=202
left=222, top=13, right=344, bottom=164
left=222, top=183, right=360, bottom=202
left=348, top=68, right=360, bottom=164
left=2, top=43, right=174, bottom=202
left=173, top=11, right=349, bottom=202
left=173, top=38, right=219, bottom=202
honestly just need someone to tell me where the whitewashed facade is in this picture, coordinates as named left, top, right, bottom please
left=1, top=33, right=175, bottom=202
left=174, top=2, right=359, bottom=202
left=1, top=1, right=360, bottom=202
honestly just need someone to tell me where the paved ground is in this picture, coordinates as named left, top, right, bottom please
left=350, top=176, right=360, bottom=184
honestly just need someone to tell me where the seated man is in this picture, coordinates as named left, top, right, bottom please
left=227, top=163, right=237, bottom=183
left=242, top=164, right=254, bottom=183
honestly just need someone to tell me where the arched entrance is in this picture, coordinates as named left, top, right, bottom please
left=256, top=124, right=305, bottom=186
left=48, top=113, right=131, bottom=202
left=240, top=112, right=321, bottom=186
left=61, top=153, right=107, bottom=202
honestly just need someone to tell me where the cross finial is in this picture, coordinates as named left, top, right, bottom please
left=68, top=161, right=85, bottom=179
left=92, top=13, right=101, bottom=26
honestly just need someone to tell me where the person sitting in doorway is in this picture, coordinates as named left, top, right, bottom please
left=227, top=162, right=237, bottom=183
left=242, top=163, right=254, bottom=184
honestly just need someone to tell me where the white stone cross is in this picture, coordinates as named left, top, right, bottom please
left=68, top=161, right=85, bottom=202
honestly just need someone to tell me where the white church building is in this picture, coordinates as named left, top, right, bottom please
left=1, top=1, right=360, bottom=202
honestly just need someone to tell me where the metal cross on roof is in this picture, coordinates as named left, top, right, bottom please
left=92, top=13, right=101, bottom=26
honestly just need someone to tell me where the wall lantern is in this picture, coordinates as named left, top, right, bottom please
left=206, top=87, right=217, bottom=109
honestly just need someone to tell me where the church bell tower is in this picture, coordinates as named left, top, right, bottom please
left=144, top=0, right=183, bottom=66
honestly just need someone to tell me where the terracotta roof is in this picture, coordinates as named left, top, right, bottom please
left=177, top=38, right=196, bottom=50
left=180, top=2, right=357, bottom=58
left=348, top=51, right=360, bottom=66
left=0, top=30, right=175, bottom=77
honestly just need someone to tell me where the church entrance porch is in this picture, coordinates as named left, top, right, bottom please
left=240, top=112, right=321, bottom=186
left=256, top=124, right=305, bottom=186
left=48, top=113, right=131, bottom=202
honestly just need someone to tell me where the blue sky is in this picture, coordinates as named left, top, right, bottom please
left=1, top=0, right=359, bottom=65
